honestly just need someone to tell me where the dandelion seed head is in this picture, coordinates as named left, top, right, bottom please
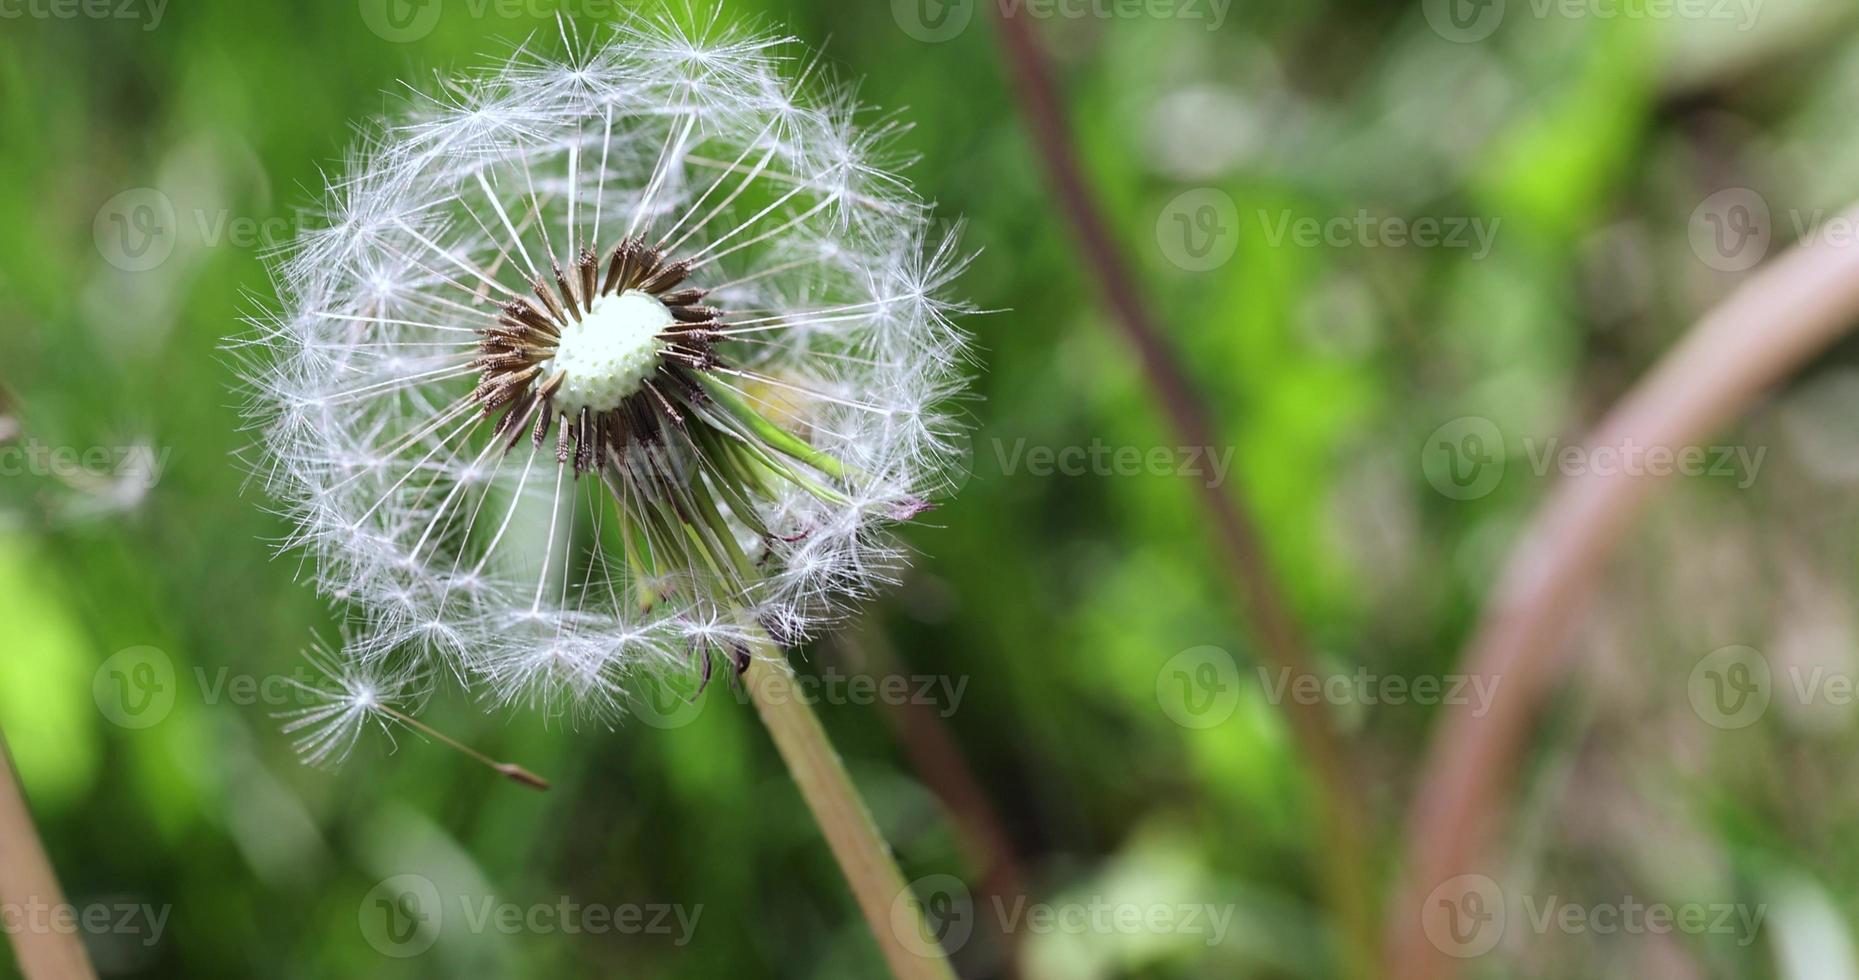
left=242, top=13, right=973, bottom=740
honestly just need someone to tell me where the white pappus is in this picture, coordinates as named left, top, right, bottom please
left=237, top=12, right=974, bottom=744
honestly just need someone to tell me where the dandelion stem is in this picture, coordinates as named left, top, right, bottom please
left=831, top=622, right=1030, bottom=975
left=0, top=729, right=98, bottom=980
left=741, top=638, right=957, bottom=980
left=378, top=706, right=552, bottom=792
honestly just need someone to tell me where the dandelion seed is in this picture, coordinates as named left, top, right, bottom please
left=276, top=644, right=422, bottom=768
left=279, top=643, right=549, bottom=789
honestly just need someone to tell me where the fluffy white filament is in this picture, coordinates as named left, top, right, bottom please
left=240, top=14, right=972, bottom=732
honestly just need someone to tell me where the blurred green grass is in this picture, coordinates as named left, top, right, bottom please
left=5, top=0, right=1859, bottom=977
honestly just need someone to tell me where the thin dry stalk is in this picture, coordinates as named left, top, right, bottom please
left=990, top=9, right=1376, bottom=975
left=1389, top=206, right=1859, bottom=980
left=0, top=731, right=98, bottom=980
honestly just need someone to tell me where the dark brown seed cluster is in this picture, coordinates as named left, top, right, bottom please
left=472, top=237, right=727, bottom=476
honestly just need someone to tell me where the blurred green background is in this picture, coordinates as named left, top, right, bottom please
left=7, top=0, right=1859, bottom=976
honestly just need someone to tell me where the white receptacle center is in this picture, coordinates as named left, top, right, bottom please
left=550, top=289, right=675, bottom=415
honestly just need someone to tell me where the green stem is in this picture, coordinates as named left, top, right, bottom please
left=741, top=637, right=958, bottom=980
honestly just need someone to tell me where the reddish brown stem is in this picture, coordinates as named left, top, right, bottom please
left=990, top=9, right=1375, bottom=976
left=1388, top=206, right=1859, bottom=980
left=0, top=731, right=97, bottom=980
